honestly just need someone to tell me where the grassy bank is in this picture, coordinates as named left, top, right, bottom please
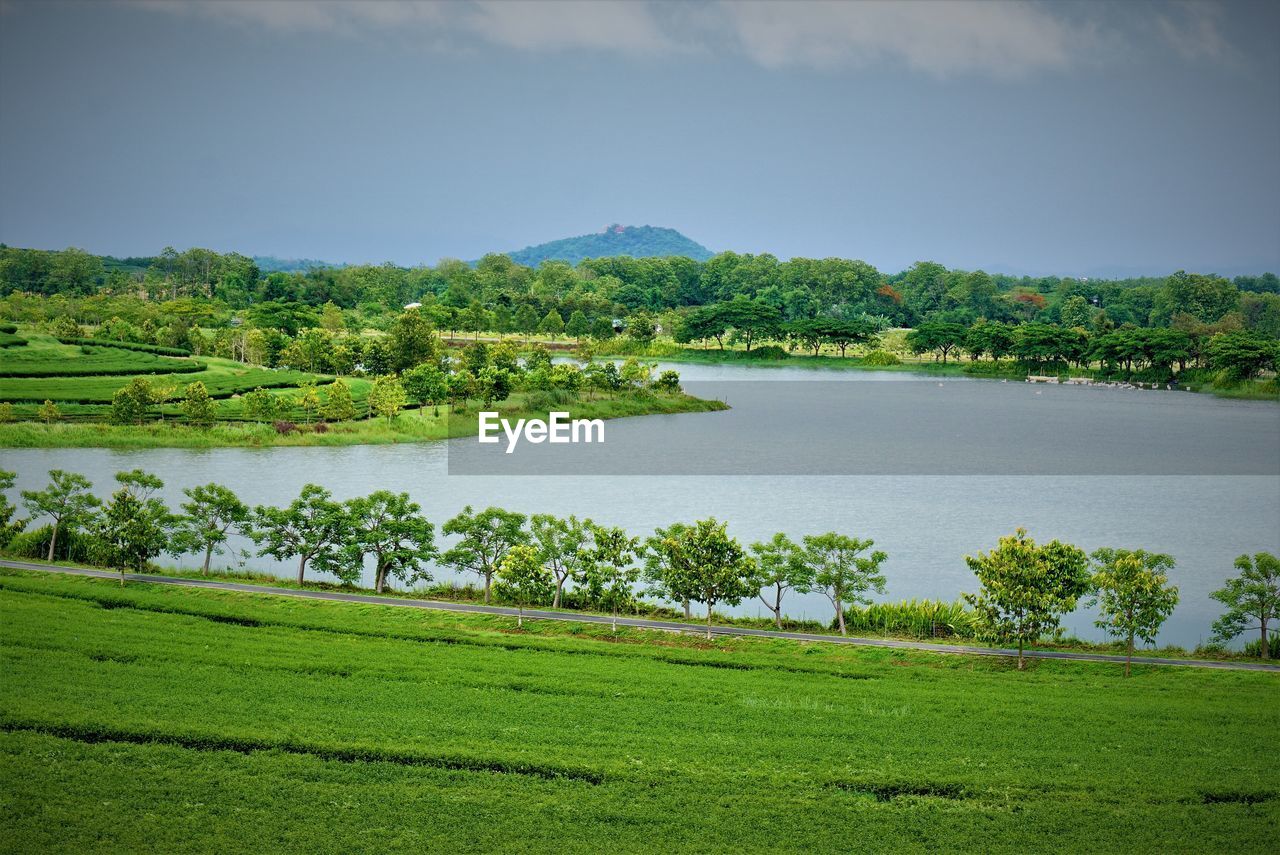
left=0, top=569, right=1275, bottom=852
left=0, top=390, right=725, bottom=448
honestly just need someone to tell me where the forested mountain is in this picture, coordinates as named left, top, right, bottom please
left=253, top=256, right=341, bottom=274
left=503, top=225, right=714, bottom=266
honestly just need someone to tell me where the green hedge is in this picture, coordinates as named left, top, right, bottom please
left=56, top=337, right=192, bottom=356
left=0, top=332, right=27, bottom=348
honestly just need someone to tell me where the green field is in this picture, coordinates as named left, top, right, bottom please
left=0, top=570, right=1274, bottom=852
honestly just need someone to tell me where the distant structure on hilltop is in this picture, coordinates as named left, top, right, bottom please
left=499, top=224, right=714, bottom=267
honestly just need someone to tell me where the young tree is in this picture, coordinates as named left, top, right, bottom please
left=180, top=381, right=216, bottom=427
left=496, top=544, right=554, bottom=627
left=175, top=483, right=250, bottom=575
left=36, top=400, right=61, bottom=425
left=441, top=505, right=528, bottom=603
left=296, top=384, right=321, bottom=425
left=402, top=364, right=448, bottom=417
left=529, top=513, right=591, bottom=609
left=750, top=533, right=814, bottom=629
left=803, top=533, right=887, bottom=636
left=368, top=374, right=407, bottom=422
left=582, top=522, right=640, bottom=634
left=1210, top=552, right=1280, bottom=659
left=242, top=387, right=282, bottom=423
left=644, top=521, right=694, bottom=619
left=538, top=309, right=565, bottom=339
left=342, top=490, right=436, bottom=594
left=963, top=529, right=1091, bottom=670
left=91, top=470, right=174, bottom=585
left=21, top=469, right=100, bottom=562
left=1089, top=548, right=1180, bottom=676
left=111, top=377, right=158, bottom=425
left=323, top=379, right=357, bottom=422
left=649, top=518, right=756, bottom=639
left=387, top=308, right=441, bottom=372
left=566, top=310, right=590, bottom=340
left=0, top=470, right=26, bottom=550
left=252, top=484, right=347, bottom=585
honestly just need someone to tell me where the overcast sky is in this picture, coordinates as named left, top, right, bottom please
left=1, top=0, right=1277, bottom=276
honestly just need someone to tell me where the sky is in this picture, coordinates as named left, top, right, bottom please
left=0, top=0, right=1277, bottom=277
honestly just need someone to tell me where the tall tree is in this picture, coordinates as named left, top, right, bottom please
left=1089, top=548, right=1180, bottom=676
left=342, top=491, right=436, bottom=594
left=530, top=513, right=591, bottom=609
left=252, top=484, right=347, bottom=585
left=21, top=469, right=100, bottom=562
left=802, top=533, right=887, bottom=636
left=441, top=505, right=528, bottom=604
left=963, top=529, right=1091, bottom=670
left=1210, top=552, right=1280, bottom=659
left=582, top=522, right=640, bottom=634
left=175, top=483, right=249, bottom=575
left=750, top=533, right=814, bottom=629
left=91, top=470, right=174, bottom=585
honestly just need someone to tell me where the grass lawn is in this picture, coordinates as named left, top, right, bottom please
left=0, top=569, right=1275, bottom=852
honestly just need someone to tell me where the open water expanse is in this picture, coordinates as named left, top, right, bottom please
left=3, top=362, right=1278, bottom=648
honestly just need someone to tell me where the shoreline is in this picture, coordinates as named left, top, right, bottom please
left=0, top=391, right=727, bottom=449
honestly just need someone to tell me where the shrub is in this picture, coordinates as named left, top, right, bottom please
left=313, top=421, right=330, bottom=434
left=0, top=323, right=17, bottom=334
left=842, top=599, right=978, bottom=639
left=860, top=350, right=902, bottom=366
left=4, top=524, right=96, bottom=563
left=56, top=337, right=192, bottom=357
left=739, top=345, right=789, bottom=360
left=1243, top=634, right=1280, bottom=659
left=273, top=420, right=297, bottom=435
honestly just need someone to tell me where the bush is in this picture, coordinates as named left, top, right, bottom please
left=3, top=524, right=97, bottom=564
left=860, top=350, right=902, bottom=366
left=0, top=323, right=17, bottom=334
left=273, top=420, right=298, bottom=435
left=842, top=599, right=978, bottom=639
left=1242, top=634, right=1280, bottom=659
left=313, top=421, right=330, bottom=434
left=56, top=337, right=191, bottom=357
left=739, top=345, right=789, bottom=360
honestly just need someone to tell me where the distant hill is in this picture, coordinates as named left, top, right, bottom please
left=252, top=256, right=342, bottom=274
left=502, top=225, right=714, bottom=267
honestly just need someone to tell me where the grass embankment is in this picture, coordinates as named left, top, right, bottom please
left=0, top=391, right=724, bottom=449
left=0, top=569, right=1275, bottom=852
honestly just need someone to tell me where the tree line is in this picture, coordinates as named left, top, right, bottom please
left=4, top=244, right=1279, bottom=340
left=3, top=469, right=1276, bottom=672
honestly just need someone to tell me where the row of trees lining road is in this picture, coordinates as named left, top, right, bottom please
left=4, top=469, right=1277, bottom=667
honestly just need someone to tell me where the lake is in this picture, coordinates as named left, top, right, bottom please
left=3, top=361, right=1278, bottom=648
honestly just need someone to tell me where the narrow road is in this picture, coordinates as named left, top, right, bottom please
left=4, top=559, right=1277, bottom=672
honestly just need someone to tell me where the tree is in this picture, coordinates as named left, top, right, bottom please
left=295, top=384, right=321, bottom=425
left=252, top=484, right=347, bottom=585
left=36, top=399, right=61, bottom=425
left=90, top=470, right=174, bottom=584
left=175, top=483, right=249, bottom=575
left=1210, top=552, right=1280, bottom=659
left=582, top=522, right=640, bottom=634
left=803, top=533, right=887, bottom=635
left=566, top=310, right=590, bottom=340
left=1089, top=548, right=1180, bottom=676
left=387, top=308, right=440, bottom=372
left=530, top=513, right=591, bottom=609
left=342, top=491, right=436, bottom=594
left=906, top=322, right=967, bottom=363
left=402, top=364, right=448, bottom=417
left=242, top=387, right=282, bottom=423
left=180, top=381, right=216, bottom=427
left=626, top=311, right=657, bottom=344
left=476, top=367, right=513, bottom=407
left=750, top=533, right=814, bottom=629
left=441, top=505, right=528, bottom=604
left=0, top=470, right=23, bottom=550
left=496, top=544, right=553, bottom=627
left=21, top=469, right=99, bottom=562
left=716, top=298, right=782, bottom=352
left=963, top=529, right=1091, bottom=670
left=111, top=377, right=158, bottom=425
left=643, top=522, right=694, bottom=619
left=323, top=379, right=357, bottom=422
left=1207, top=332, right=1277, bottom=380
left=648, top=518, right=756, bottom=638
left=514, top=304, right=540, bottom=337
left=368, top=374, right=407, bottom=422
left=538, top=309, right=565, bottom=339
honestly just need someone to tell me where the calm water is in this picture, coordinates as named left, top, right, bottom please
left=3, top=362, right=1278, bottom=648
